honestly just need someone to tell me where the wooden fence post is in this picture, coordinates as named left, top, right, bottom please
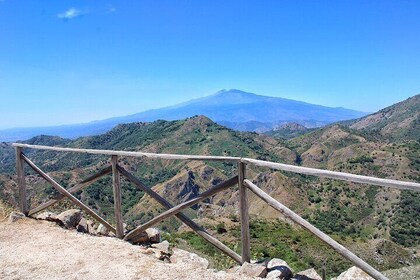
left=15, top=147, right=28, bottom=215
left=111, top=155, right=124, bottom=238
left=238, top=160, right=250, bottom=263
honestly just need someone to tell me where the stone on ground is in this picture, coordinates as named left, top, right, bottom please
left=56, top=209, right=82, bottom=228
left=151, top=240, right=170, bottom=254
left=97, top=223, right=110, bottom=235
left=292, top=268, right=322, bottom=280
left=35, top=211, right=57, bottom=221
left=76, top=218, right=88, bottom=233
left=134, top=228, right=161, bottom=244
left=335, top=266, right=374, bottom=280
left=238, top=262, right=268, bottom=278
left=8, top=212, right=25, bottom=223
left=267, top=258, right=294, bottom=279
left=146, top=228, right=161, bottom=243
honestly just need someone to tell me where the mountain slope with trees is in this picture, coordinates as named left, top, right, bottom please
left=0, top=95, right=418, bottom=277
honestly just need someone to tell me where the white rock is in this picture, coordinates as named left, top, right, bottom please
left=151, top=240, right=170, bottom=254
left=56, top=209, right=82, bottom=228
left=8, top=212, right=25, bottom=222
left=145, top=228, right=161, bottom=243
left=267, top=258, right=294, bottom=279
left=266, top=270, right=282, bottom=279
left=238, top=262, right=268, bottom=278
left=335, top=266, right=375, bottom=280
left=293, top=268, right=322, bottom=280
left=76, top=218, right=88, bottom=233
left=35, top=211, right=57, bottom=221
left=97, top=224, right=110, bottom=235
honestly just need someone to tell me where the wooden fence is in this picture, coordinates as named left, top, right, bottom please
left=13, top=143, right=420, bottom=280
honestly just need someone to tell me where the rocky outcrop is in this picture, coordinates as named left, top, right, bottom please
left=56, top=209, right=82, bottom=228
left=8, top=212, right=25, bottom=222
left=76, top=218, right=89, bottom=233
left=145, top=241, right=171, bottom=261
left=292, top=268, right=322, bottom=280
left=238, top=262, right=268, bottom=278
left=97, top=223, right=110, bottom=235
left=267, top=258, right=293, bottom=279
left=133, top=228, right=161, bottom=244
left=332, top=266, right=374, bottom=280
left=35, top=211, right=57, bottom=221
left=177, top=171, right=201, bottom=206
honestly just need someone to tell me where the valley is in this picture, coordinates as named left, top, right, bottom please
left=0, top=95, right=418, bottom=278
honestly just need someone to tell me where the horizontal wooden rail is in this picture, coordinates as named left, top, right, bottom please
left=28, top=166, right=112, bottom=216
left=13, top=143, right=420, bottom=191
left=124, top=176, right=238, bottom=242
left=242, top=158, right=420, bottom=192
left=117, top=166, right=242, bottom=263
left=244, top=179, right=388, bottom=280
left=12, top=143, right=238, bottom=162
left=21, top=154, right=116, bottom=233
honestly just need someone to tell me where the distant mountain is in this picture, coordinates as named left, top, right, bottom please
left=0, top=114, right=417, bottom=273
left=0, top=89, right=368, bottom=141
left=348, top=94, right=419, bottom=141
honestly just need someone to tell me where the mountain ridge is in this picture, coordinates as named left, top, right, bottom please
left=0, top=97, right=418, bottom=276
left=0, top=89, right=369, bottom=142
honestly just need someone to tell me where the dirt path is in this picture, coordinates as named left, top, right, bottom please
left=0, top=217, right=252, bottom=280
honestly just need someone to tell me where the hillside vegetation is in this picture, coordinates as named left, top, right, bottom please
left=0, top=95, right=418, bottom=278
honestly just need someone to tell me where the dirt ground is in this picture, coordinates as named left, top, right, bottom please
left=0, top=216, right=253, bottom=280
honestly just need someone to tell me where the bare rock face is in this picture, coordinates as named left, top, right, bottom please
left=266, top=270, right=283, bottom=279
left=35, top=211, right=57, bottom=221
left=292, top=268, right=322, bottom=280
left=97, top=224, right=110, bottom=236
left=76, top=218, right=88, bottom=233
left=238, top=262, right=268, bottom=278
left=267, top=258, right=294, bottom=280
left=146, top=228, right=161, bottom=243
left=335, top=266, right=374, bottom=280
left=8, top=212, right=25, bottom=222
left=135, top=228, right=161, bottom=243
left=56, top=209, right=82, bottom=229
left=144, top=241, right=172, bottom=261
left=86, top=220, right=96, bottom=234
left=151, top=240, right=170, bottom=254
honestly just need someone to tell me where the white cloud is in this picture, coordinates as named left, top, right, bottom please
left=57, top=8, right=83, bottom=19
left=106, top=5, right=116, bottom=14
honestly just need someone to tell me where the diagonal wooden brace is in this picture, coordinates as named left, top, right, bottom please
left=21, top=154, right=116, bottom=234
left=28, top=166, right=112, bottom=216
left=124, top=175, right=238, bottom=242
left=117, top=165, right=242, bottom=263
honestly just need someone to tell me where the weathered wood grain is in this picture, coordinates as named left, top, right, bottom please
left=111, top=156, right=124, bottom=238
left=12, top=143, right=238, bottom=162
left=15, top=147, right=28, bottom=215
left=238, top=160, right=250, bottom=263
left=242, top=158, right=420, bottom=191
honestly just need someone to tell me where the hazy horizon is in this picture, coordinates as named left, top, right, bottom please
left=1, top=1, right=419, bottom=129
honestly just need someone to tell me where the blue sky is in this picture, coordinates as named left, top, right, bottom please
left=0, top=1, right=419, bottom=129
